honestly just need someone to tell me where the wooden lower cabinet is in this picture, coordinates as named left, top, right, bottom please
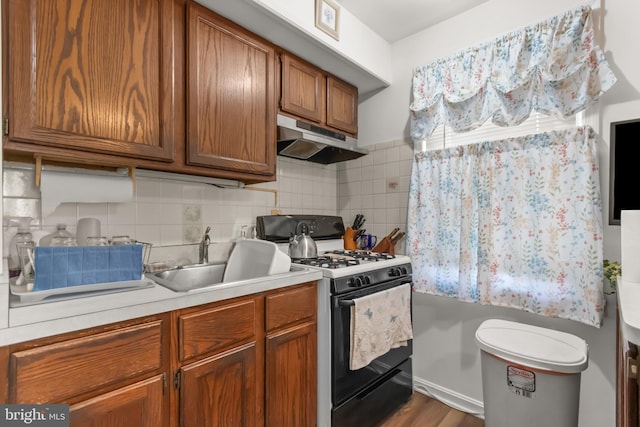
left=70, top=375, right=165, bottom=427
left=1, top=282, right=317, bottom=427
left=3, top=314, right=170, bottom=426
left=266, top=322, right=317, bottom=427
left=181, top=343, right=258, bottom=427
left=265, top=282, right=317, bottom=427
left=618, top=308, right=639, bottom=427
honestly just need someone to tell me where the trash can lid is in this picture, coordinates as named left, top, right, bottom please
left=475, top=319, right=588, bottom=373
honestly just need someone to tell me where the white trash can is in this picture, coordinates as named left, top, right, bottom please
left=475, top=319, right=588, bottom=427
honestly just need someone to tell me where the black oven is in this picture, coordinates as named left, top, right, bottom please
left=330, top=268, right=413, bottom=427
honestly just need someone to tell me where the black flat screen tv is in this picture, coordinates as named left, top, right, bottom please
left=610, top=118, right=640, bottom=225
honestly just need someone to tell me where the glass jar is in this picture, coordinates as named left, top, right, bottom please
left=50, top=235, right=77, bottom=246
left=110, top=235, right=132, bottom=245
left=87, top=236, right=109, bottom=246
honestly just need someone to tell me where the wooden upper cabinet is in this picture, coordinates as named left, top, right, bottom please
left=326, top=75, right=358, bottom=135
left=6, top=0, right=176, bottom=161
left=280, top=54, right=325, bottom=123
left=280, top=52, right=358, bottom=136
left=186, top=2, right=276, bottom=176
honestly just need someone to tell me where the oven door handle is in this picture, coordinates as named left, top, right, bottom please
left=338, top=299, right=355, bottom=307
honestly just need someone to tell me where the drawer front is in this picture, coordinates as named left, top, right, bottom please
left=179, top=299, right=256, bottom=361
left=10, top=320, right=164, bottom=404
left=266, top=283, right=316, bottom=332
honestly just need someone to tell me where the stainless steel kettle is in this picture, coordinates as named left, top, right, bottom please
left=289, top=222, right=318, bottom=259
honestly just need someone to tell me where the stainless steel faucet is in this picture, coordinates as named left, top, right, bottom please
left=199, top=226, right=211, bottom=264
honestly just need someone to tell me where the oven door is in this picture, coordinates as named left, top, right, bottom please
left=331, top=276, right=413, bottom=407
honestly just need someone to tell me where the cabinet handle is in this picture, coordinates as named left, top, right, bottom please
left=628, top=356, right=638, bottom=379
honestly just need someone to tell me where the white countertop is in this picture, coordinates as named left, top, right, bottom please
left=617, top=277, right=640, bottom=345
left=0, top=267, right=323, bottom=346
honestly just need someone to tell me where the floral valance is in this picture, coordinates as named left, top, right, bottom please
left=409, top=5, right=617, bottom=141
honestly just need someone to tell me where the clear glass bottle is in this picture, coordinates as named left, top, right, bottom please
left=39, top=224, right=75, bottom=247
left=8, top=217, right=34, bottom=279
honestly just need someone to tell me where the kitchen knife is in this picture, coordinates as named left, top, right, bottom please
left=386, top=228, right=400, bottom=240
left=356, top=217, right=366, bottom=230
left=390, top=232, right=405, bottom=244
left=352, top=214, right=362, bottom=229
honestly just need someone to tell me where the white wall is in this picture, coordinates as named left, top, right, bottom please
left=353, top=0, right=640, bottom=425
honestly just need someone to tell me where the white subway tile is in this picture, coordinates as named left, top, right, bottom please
left=203, top=185, right=221, bottom=203
left=160, top=203, right=182, bottom=225
left=361, top=180, right=373, bottom=196
left=373, top=194, right=386, bottom=208
left=385, top=192, right=400, bottom=207
left=386, top=147, right=399, bottom=163
left=373, top=209, right=387, bottom=224
left=182, top=204, right=202, bottom=224
left=108, top=202, right=136, bottom=225
left=372, top=178, right=386, bottom=194
left=202, top=204, right=220, bottom=224
left=160, top=225, right=182, bottom=245
left=183, top=224, right=202, bottom=243
left=160, top=181, right=182, bottom=202
left=135, top=225, right=161, bottom=245
left=219, top=205, right=238, bottom=223
left=135, top=179, right=162, bottom=203
left=360, top=153, right=373, bottom=167
left=385, top=162, right=400, bottom=179
left=372, top=150, right=386, bottom=165
left=361, top=194, right=373, bottom=209
left=182, top=184, right=204, bottom=204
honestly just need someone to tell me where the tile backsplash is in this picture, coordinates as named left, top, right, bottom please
left=2, top=143, right=413, bottom=261
left=337, top=139, right=414, bottom=254
left=3, top=157, right=338, bottom=263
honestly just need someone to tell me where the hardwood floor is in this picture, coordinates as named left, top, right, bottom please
left=376, top=392, right=484, bottom=427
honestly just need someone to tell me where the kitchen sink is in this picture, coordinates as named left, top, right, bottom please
left=146, top=239, right=292, bottom=292
left=146, top=263, right=226, bottom=292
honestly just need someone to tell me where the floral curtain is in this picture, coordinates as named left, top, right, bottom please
left=409, top=5, right=617, bottom=141
left=407, top=126, right=604, bottom=327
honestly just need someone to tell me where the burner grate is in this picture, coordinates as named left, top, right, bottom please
left=323, top=250, right=396, bottom=261
left=292, top=256, right=360, bottom=269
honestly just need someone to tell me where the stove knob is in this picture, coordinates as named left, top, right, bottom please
left=400, top=267, right=408, bottom=275
left=389, top=268, right=400, bottom=277
left=355, top=276, right=364, bottom=287
left=363, top=275, right=372, bottom=285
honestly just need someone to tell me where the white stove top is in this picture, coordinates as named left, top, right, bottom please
left=277, top=239, right=411, bottom=279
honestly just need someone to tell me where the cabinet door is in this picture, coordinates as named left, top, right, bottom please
left=70, top=375, right=166, bottom=427
left=181, top=342, right=258, bottom=427
left=280, top=54, right=325, bottom=124
left=186, top=3, right=276, bottom=176
left=326, top=76, right=358, bottom=135
left=6, top=0, right=176, bottom=161
left=266, top=322, right=317, bottom=427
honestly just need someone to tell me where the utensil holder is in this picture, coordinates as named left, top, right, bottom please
left=344, top=227, right=358, bottom=250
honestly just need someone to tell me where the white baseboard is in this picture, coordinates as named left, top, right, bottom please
left=413, top=376, right=485, bottom=419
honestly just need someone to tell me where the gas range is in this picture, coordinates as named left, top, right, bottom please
left=256, top=214, right=413, bottom=427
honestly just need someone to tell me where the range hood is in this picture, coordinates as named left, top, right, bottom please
left=277, top=115, right=367, bottom=164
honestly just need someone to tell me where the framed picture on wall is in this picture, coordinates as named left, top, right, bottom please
left=315, top=0, right=340, bottom=40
